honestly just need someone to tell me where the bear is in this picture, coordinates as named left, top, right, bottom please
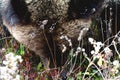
left=0, top=0, right=105, bottom=68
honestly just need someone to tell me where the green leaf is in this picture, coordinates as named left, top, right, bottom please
left=37, top=62, right=43, bottom=71
left=16, top=44, right=25, bottom=55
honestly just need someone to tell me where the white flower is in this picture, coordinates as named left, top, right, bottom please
left=5, top=52, right=14, bottom=60
left=94, top=47, right=100, bottom=54
left=42, top=20, right=48, bottom=25
left=3, top=60, right=9, bottom=65
left=14, top=75, right=21, bottom=80
left=11, top=66, right=18, bottom=71
left=60, top=35, right=64, bottom=39
left=60, top=35, right=72, bottom=47
left=1, top=48, right=6, bottom=52
left=78, top=28, right=89, bottom=41
left=68, top=39, right=72, bottom=47
left=91, top=50, right=95, bottom=54
left=62, top=44, right=67, bottom=53
left=82, top=48, right=85, bottom=52
left=25, top=0, right=32, bottom=4
left=16, top=55, right=23, bottom=63
left=92, top=8, right=96, bottom=13
left=7, top=68, right=16, bottom=75
left=96, top=42, right=104, bottom=47
left=77, top=47, right=81, bottom=52
left=113, top=60, right=119, bottom=67
left=89, top=38, right=104, bottom=55
left=0, top=52, right=23, bottom=80
left=88, top=38, right=95, bottom=44
left=118, top=37, right=120, bottom=43
left=104, top=47, right=112, bottom=53
left=0, top=66, right=8, bottom=74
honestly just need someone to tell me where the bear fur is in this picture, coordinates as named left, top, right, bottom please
left=1, top=0, right=105, bottom=68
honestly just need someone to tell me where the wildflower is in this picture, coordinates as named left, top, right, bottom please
left=104, top=47, right=112, bottom=53
left=74, top=47, right=82, bottom=56
left=88, top=37, right=95, bottom=44
left=111, top=60, right=120, bottom=74
left=111, top=60, right=120, bottom=75
left=62, top=44, right=67, bottom=53
left=77, top=47, right=81, bottom=52
left=60, top=35, right=64, bottom=39
left=104, top=47, right=113, bottom=60
left=0, top=48, right=6, bottom=53
left=89, top=38, right=104, bottom=55
left=94, top=42, right=104, bottom=54
left=60, top=35, right=72, bottom=47
left=16, top=55, right=23, bottom=63
left=39, top=20, right=48, bottom=30
left=42, top=20, right=48, bottom=25
left=118, top=37, right=120, bottom=43
left=90, top=50, right=95, bottom=54
left=5, top=52, right=14, bottom=60
left=113, top=60, right=119, bottom=67
left=78, top=28, right=89, bottom=41
left=97, top=57, right=103, bottom=67
left=14, top=75, right=21, bottom=80
left=82, top=48, right=85, bottom=52
left=25, top=0, right=32, bottom=4
left=0, top=52, right=23, bottom=80
left=74, top=47, right=85, bottom=57
left=92, top=8, right=96, bottom=13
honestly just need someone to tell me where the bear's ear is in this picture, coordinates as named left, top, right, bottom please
left=1, top=0, right=31, bottom=26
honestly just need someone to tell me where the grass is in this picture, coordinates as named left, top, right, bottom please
left=0, top=1, right=120, bottom=80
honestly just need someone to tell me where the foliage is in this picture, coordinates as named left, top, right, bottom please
left=0, top=1, right=120, bottom=80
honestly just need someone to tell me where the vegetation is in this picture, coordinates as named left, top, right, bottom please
left=0, top=1, right=120, bottom=80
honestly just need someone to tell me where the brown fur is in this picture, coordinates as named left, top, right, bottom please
left=1, top=0, right=105, bottom=68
